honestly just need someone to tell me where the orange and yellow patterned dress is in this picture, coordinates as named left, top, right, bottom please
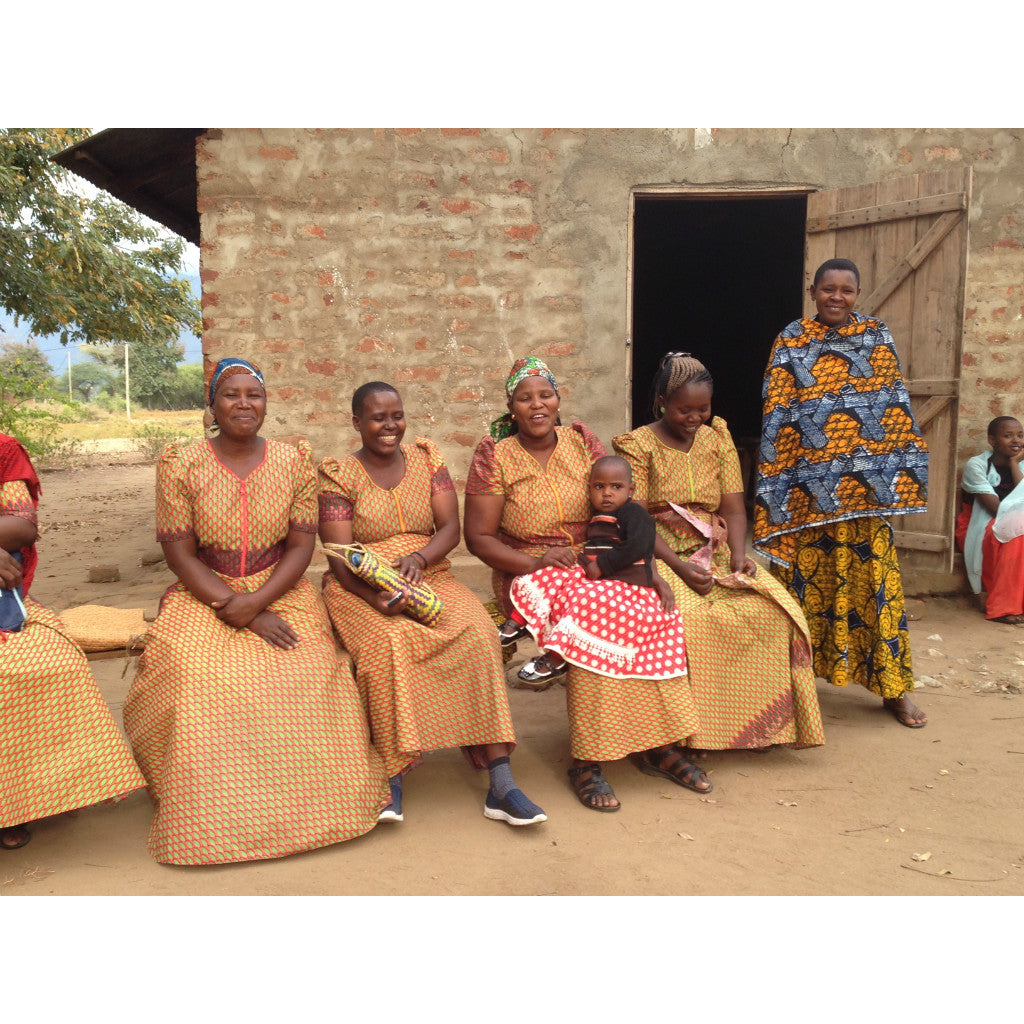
left=1, top=437, right=145, bottom=834
left=318, top=438, right=516, bottom=778
left=124, top=439, right=388, bottom=866
left=614, top=420, right=825, bottom=750
left=467, top=422, right=700, bottom=760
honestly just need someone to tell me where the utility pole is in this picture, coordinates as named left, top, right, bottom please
left=124, top=343, right=131, bottom=421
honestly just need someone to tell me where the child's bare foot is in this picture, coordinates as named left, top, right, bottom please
left=883, top=695, right=928, bottom=728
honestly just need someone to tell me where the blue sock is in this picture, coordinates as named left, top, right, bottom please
left=487, top=756, right=516, bottom=799
left=386, top=773, right=403, bottom=809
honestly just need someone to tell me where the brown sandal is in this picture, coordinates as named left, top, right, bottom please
left=567, top=762, right=620, bottom=812
left=632, top=746, right=713, bottom=793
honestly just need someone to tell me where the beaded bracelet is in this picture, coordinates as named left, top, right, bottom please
left=412, top=551, right=428, bottom=569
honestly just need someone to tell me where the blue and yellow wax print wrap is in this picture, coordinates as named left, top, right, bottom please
left=753, top=312, right=928, bottom=568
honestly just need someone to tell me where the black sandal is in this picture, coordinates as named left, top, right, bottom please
left=518, top=653, right=567, bottom=683
left=498, top=618, right=529, bottom=647
left=567, top=762, right=620, bottom=812
left=0, top=825, right=31, bottom=850
left=632, top=746, right=713, bottom=793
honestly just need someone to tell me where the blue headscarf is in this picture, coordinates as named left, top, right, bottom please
left=207, top=358, right=265, bottom=407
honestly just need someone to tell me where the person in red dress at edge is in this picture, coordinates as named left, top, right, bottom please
left=957, top=416, right=1024, bottom=623
left=1, top=432, right=145, bottom=852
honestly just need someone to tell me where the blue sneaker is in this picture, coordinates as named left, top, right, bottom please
left=484, top=787, right=547, bottom=826
left=378, top=774, right=404, bottom=823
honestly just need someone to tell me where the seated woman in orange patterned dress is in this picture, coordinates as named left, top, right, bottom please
left=318, top=381, right=545, bottom=827
left=465, top=357, right=705, bottom=814
left=1, top=432, right=145, bottom=852
left=123, top=359, right=389, bottom=865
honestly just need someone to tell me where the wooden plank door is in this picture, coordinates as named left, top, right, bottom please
left=805, top=166, right=972, bottom=572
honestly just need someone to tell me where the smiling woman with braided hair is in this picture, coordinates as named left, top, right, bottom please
left=613, top=351, right=825, bottom=761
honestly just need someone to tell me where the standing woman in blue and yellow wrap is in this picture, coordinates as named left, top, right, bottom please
left=754, top=258, right=930, bottom=728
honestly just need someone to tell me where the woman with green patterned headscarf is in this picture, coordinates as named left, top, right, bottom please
left=465, top=357, right=705, bottom=814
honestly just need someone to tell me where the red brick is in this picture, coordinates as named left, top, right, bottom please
left=509, top=179, right=534, bottom=195
left=981, top=376, right=1021, bottom=390
left=451, top=318, right=470, bottom=332
left=448, top=249, right=475, bottom=259
left=962, top=353, right=977, bottom=367
left=323, top=293, right=334, bottom=306
left=415, top=200, right=430, bottom=210
left=414, top=338, right=428, bottom=350
left=451, top=387, right=484, bottom=402
left=359, top=313, right=379, bottom=325
left=357, top=337, right=394, bottom=354
left=994, top=238, right=1022, bottom=250
left=316, top=270, right=334, bottom=286
left=365, top=270, right=378, bottom=279
left=258, top=145, right=297, bottom=160
left=541, top=342, right=576, bottom=356
left=505, top=224, right=540, bottom=241
left=200, top=268, right=219, bottom=282
left=311, top=389, right=333, bottom=403
left=306, top=358, right=340, bottom=377
left=456, top=274, right=478, bottom=287
left=272, top=387, right=304, bottom=401
left=506, top=251, right=525, bottom=259
left=443, top=199, right=473, bottom=214
left=442, top=129, right=480, bottom=137
left=202, top=292, right=220, bottom=308
left=271, top=293, right=291, bottom=304
left=304, top=225, right=327, bottom=238
left=396, top=366, right=443, bottom=382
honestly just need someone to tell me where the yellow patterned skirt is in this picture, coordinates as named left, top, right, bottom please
left=0, top=598, right=145, bottom=829
left=565, top=667, right=700, bottom=761
left=770, top=516, right=914, bottom=699
left=663, top=563, right=825, bottom=750
left=322, top=536, right=516, bottom=778
left=124, top=569, right=388, bottom=866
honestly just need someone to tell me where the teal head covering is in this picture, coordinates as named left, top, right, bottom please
left=489, top=357, right=559, bottom=440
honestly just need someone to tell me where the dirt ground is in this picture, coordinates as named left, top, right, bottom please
left=4, top=455, right=1024, bottom=897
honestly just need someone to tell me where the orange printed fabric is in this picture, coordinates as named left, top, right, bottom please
left=125, top=439, right=388, bottom=865
left=318, top=439, right=515, bottom=777
left=755, top=314, right=928, bottom=568
left=614, top=424, right=825, bottom=751
left=156, top=438, right=319, bottom=577
left=465, top=421, right=606, bottom=611
left=1, top=478, right=146, bottom=828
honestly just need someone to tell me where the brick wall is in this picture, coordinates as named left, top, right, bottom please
left=196, top=127, right=1024, bottom=502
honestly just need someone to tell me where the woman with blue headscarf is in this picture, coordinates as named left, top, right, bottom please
left=124, top=358, right=389, bottom=865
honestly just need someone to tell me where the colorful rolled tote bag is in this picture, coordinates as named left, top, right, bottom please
left=321, top=541, right=444, bottom=627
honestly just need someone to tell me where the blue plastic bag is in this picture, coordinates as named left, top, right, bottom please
left=0, top=551, right=27, bottom=632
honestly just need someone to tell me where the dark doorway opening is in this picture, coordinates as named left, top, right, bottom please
left=630, top=192, right=808, bottom=495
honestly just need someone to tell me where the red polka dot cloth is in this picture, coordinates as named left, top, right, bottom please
left=511, top=564, right=687, bottom=680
